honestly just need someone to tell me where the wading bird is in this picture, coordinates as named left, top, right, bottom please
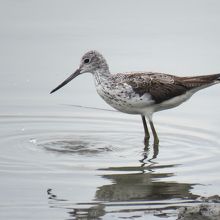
left=51, top=50, right=220, bottom=144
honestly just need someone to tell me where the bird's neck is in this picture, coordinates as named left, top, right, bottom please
left=93, top=66, right=111, bottom=86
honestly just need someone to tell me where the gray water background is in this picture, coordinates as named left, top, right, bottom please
left=1, top=0, right=220, bottom=219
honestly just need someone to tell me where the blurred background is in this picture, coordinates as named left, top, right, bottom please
left=1, top=0, right=220, bottom=114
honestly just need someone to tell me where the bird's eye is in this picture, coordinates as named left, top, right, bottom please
left=84, top=58, right=90, bottom=64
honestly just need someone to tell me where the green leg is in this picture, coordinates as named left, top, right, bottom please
left=149, top=120, right=159, bottom=144
left=141, top=116, right=150, bottom=142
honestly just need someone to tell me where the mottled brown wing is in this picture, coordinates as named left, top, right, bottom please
left=123, top=72, right=220, bottom=104
left=148, top=79, right=188, bottom=103
left=121, top=72, right=220, bottom=103
left=123, top=73, right=188, bottom=104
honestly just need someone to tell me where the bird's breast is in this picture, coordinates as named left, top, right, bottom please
left=95, top=83, right=155, bottom=114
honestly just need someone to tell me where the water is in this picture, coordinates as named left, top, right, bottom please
left=1, top=0, right=220, bottom=219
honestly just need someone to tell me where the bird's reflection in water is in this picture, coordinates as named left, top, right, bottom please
left=47, top=141, right=198, bottom=219
left=96, top=171, right=195, bottom=202
left=96, top=154, right=195, bottom=203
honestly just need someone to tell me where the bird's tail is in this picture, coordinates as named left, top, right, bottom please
left=180, top=73, right=220, bottom=89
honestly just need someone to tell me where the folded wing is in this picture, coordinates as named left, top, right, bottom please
left=122, top=72, right=220, bottom=104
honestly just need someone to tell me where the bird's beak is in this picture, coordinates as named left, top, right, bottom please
left=50, top=68, right=81, bottom=94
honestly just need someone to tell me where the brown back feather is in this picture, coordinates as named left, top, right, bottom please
left=124, top=73, right=220, bottom=104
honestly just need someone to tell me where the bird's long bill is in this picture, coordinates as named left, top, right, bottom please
left=50, top=69, right=81, bottom=94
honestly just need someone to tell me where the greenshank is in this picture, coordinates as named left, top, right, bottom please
left=51, top=50, right=220, bottom=144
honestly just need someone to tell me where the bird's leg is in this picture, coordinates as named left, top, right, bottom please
left=149, top=120, right=159, bottom=144
left=141, top=116, right=150, bottom=143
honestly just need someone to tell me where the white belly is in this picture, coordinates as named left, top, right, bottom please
left=96, top=84, right=154, bottom=115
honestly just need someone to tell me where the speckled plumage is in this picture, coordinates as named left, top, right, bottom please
left=51, top=50, right=220, bottom=143
left=95, top=71, right=220, bottom=115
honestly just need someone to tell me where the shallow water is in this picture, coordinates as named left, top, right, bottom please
left=1, top=0, right=220, bottom=219
left=1, top=104, right=220, bottom=219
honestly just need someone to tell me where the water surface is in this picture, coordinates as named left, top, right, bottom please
left=1, top=1, right=220, bottom=219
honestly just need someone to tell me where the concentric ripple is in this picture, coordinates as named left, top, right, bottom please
left=0, top=108, right=220, bottom=175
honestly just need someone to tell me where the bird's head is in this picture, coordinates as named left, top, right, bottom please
left=50, top=50, right=108, bottom=94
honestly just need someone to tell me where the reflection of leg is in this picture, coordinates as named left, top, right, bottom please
left=152, top=141, right=159, bottom=159
left=140, top=141, right=159, bottom=166
left=141, top=116, right=150, bottom=143
left=149, top=120, right=159, bottom=144
left=142, top=139, right=150, bottom=162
